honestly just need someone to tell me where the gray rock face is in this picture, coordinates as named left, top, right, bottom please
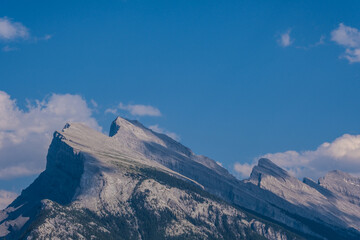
left=319, top=170, right=360, bottom=206
left=0, top=120, right=300, bottom=240
left=249, top=158, right=290, bottom=186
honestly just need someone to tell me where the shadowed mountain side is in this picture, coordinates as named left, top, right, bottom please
left=0, top=132, right=86, bottom=239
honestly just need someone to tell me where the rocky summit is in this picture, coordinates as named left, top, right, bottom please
left=1, top=117, right=360, bottom=240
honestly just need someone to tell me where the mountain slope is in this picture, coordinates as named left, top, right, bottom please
left=108, top=117, right=360, bottom=239
left=244, top=158, right=360, bottom=239
left=318, top=170, right=360, bottom=205
left=0, top=121, right=300, bottom=240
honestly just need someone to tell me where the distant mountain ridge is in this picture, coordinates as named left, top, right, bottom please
left=0, top=117, right=359, bottom=239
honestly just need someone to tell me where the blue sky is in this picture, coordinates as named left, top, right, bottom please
left=1, top=0, right=360, bottom=207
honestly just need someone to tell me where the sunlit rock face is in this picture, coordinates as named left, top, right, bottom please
left=318, top=170, right=360, bottom=205
left=0, top=117, right=359, bottom=239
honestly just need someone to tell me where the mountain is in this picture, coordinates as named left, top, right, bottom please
left=245, top=158, right=360, bottom=239
left=108, top=117, right=360, bottom=239
left=0, top=117, right=359, bottom=239
left=0, top=119, right=300, bottom=240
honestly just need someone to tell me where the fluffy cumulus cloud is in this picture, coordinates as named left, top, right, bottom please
left=106, top=102, right=161, bottom=117
left=234, top=133, right=360, bottom=180
left=0, top=190, right=17, bottom=210
left=278, top=29, right=292, bottom=47
left=0, top=17, right=29, bottom=41
left=148, top=124, right=180, bottom=141
left=331, top=23, right=360, bottom=63
left=0, top=91, right=101, bottom=179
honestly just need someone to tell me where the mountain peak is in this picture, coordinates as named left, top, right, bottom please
left=109, top=116, right=134, bottom=137
left=109, top=116, right=152, bottom=137
left=258, top=158, right=278, bottom=168
left=108, top=116, right=170, bottom=152
left=108, top=117, right=235, bottom=186
left=319, top=169, right=360, bottom=189
left=250, top=158, right=290, bottom=180
left=325, top=169, right=351, bottom=178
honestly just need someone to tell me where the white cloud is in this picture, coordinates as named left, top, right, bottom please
left=278, top=29, right=292, bottom=47
left=343, top=48, right=360, bottom=63
left=105, top=108, right=118, bottom=115
left=149, top=124, right=180, bottom=141
left=0, top=91, right=101, bottom=179
left=234, top=162, right=255, bottom=179
left=0, top=17, right=51, bottom=51
left=0, top=190, right=17, bottom=210
left=0, top=17, right=29, bottom=41
left=118, top=102, right=161, bottom=117
left=331, top=23, right=360, bottom=63
left=331, top=23, right=360, bottom=48
left=234, top=133, right=360, bottom=180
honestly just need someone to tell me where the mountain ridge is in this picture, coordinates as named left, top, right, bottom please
left=0, top=117, right=359, bottom=239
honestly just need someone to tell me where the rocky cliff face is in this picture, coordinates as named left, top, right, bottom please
left=0, top=120, right=300, bottom=240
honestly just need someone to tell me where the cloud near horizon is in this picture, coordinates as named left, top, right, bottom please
left=234, top=133, right=360, bottom=180
left=0, top=91, right=101, bottom=179
left=331, top=23, right=360, bottom=63
left=106, top=102, right=162, bottom=117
